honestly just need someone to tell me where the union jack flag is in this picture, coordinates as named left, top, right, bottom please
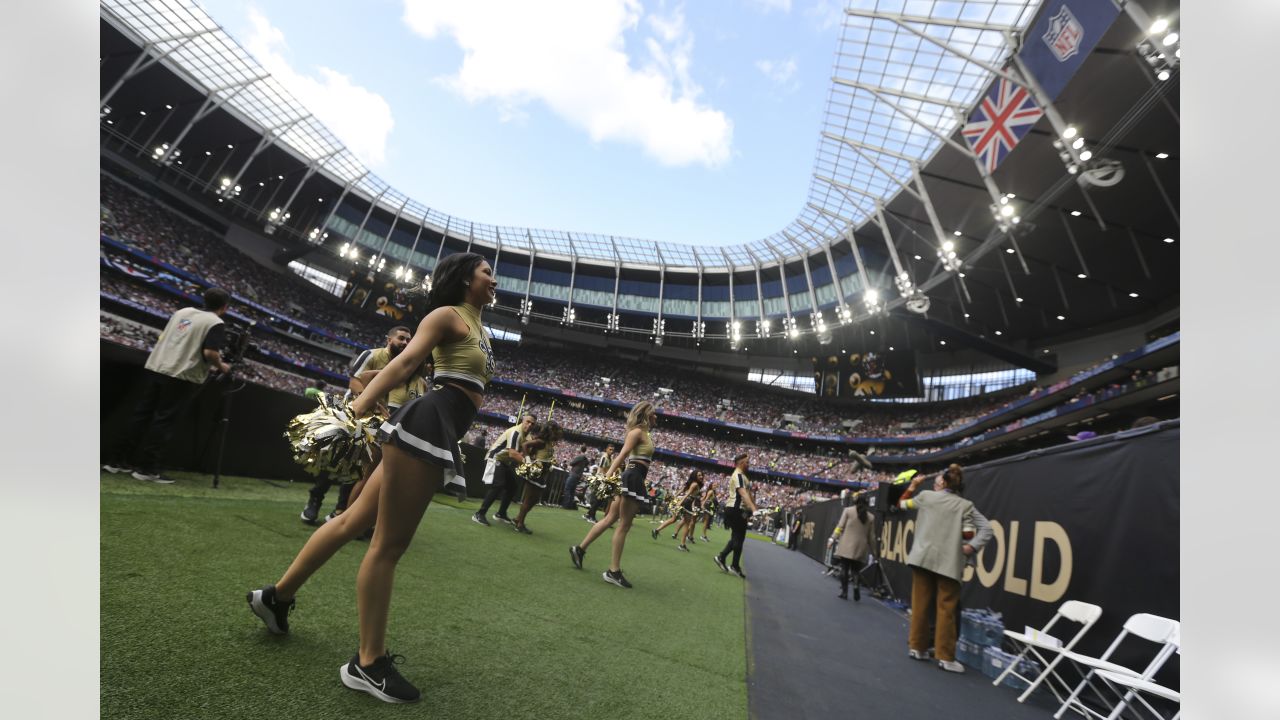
left=962, top=77, right=1044, bottom=174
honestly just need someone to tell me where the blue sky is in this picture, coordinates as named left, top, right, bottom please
left=197, top=0, right=847, bottom=247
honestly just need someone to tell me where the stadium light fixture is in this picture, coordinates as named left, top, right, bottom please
left=995, top=330, right=1003, bottom=336
left=1129, top=292, right=1140, bottom=298
left=1061, top=125, right=1078, bottom=140
left=953, top=230, right=962, bottom=236
left=1070, top=210, right=1082, bottom=217
left=307, top=228, right=328, bottom=245
left=1079, top=150, right=1093, bottom=162
left=561, top=307, right=576, bottom=326
left=1077, top=273, right=1087, bottom=279
left=1155, top=152, right=1168, bottom=159
left=1150, top=18, right=1169, bottom=34
left=1057, top=315, right=1066, bottom=320
left=757, top=318, right=771, bottom=337
left=1163, top=237, right=1175, bottom=244
left=1006, top=248, right=1015, bottom=254
left=216, top=177, right=241, bottom=199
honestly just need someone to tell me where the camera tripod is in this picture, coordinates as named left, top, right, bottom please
left=199, top=372, right=245, bottom=489
left=858, top=523, right=899, bottom=602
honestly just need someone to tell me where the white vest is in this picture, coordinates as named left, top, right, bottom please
left=144, top=307, right=223, bottom=384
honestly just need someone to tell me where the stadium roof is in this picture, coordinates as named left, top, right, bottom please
left=100, top=0, right=1179, bottom=359
left=101, top=0, right=1040, bottom=267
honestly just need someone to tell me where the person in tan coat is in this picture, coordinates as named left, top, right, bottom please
left=830, top=494, right=875, bottom=600
left=898, top=464, right=993, bottom=674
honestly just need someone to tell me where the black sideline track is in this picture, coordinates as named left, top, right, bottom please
left=742, top=539, right=1060, bottom=720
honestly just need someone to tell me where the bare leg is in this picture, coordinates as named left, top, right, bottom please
left=609, top=498, right=639, bottom=572
left=514, top=484, right=542, bottom=526
left=580, top=496, right=621, bottom=551
left=679, top=517, right=695, bottom=546
left=275, top=466, right=383, bottom=600
left=355, top=445, right=440, bottom=667
left=654, top=514, right=681, bottom=534
left=347, top=447, right=380, bottom=509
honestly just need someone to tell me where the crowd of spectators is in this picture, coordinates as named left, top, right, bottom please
left=100, top=312, right=315, bottom=395
left=99, top=175, right=1175, bottom=480
left=477, top=389, right=896, bottom=486
left=495, top=346, right=1026, bottom=437
left=465, top=414, right=841, bottom=512
left=101, top=175, right=395, bottom=349
left=101, top=270, right=349, bottom=376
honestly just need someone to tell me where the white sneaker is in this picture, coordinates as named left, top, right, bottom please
left=938, top=659, right=965, bottom=673
left=131, top=471, right=175, bottom=484
left=102, top=464, right=131, bottom=474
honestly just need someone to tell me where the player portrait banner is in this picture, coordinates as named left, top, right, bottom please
left=811, top=350, right=920, bottom=398
left=1018, top=0, right=1123, bottom=103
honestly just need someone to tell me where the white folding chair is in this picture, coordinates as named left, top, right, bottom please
left=992, top=599, right=1103, bottom=703
left=1053, top=614, right=1180, bottom=720
left=1096, top=667, right=1181, bottom=720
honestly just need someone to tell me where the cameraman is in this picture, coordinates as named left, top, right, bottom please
left=103, top=287, right=232, bottom=483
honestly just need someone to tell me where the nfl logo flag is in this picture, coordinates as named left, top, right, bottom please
left=961, top=77, right=1044, bottom=174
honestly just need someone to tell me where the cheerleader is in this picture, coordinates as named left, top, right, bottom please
left=697, top=483, right=718, bottom=542
left=248, top=251, right=497, bottom=704
left=569, top=401, right=657, bottom=588
left=510, top=420, right=564, bottom=534
left=650, top=469, right=704, bottom=550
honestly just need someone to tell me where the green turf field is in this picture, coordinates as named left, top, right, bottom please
left=101, top=471, right=749, bottom=720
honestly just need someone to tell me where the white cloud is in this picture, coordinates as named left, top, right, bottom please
left=755, top=57, right=798, bottom=85
left=243, top=7, right=395, bottom=167
left=402, top=0, right=733, bottom=168
left=805, top=0, right=846, bottom=31
left=749, top=0, right=793, bottom=12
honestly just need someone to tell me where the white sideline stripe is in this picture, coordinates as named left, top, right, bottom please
left=381, top=422, right=454, bottom=463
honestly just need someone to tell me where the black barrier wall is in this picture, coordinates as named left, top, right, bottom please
left=795, top=422, right=1179, bottom=685
left=102, top=344, right=488, bottom=493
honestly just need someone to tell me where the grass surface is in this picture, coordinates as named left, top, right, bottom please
left=101, top=471, right=749, bottom=720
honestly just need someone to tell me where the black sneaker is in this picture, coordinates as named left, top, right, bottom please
left=700, top=535, right=710, bottom=542
left=323, top=509, right=341, bottom=524
left=603, top=569, right=632, bottom=589
left=713, top=555, right=728, bottom=573
left=582, top=514, right=595, bottom=523
left=301, top=496, right=322, bottom=525
left=676, top=544, right=690, bottom=552
left=471, top=512, right=490, bottom=526
left=494, top=513, right=515, bottom=525
left=569, top=545, right=585, bottom=569
left=514, top=524, right=533, bottom=535
left=246, top=585, right=294, bottom=635
left=650, top=528, right=659, bottom=540
left=340, top=651, right=420, bottom=703
left=730, top=567, right=747, bottom=580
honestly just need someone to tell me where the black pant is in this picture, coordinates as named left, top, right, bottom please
left=308, top=477, right=355, bottom=511
left=478, top=464, right=517, bottom=517
left=837, top=557, right=864, bottom=594
left=107, top=370, right=203, bottom=474
left=718, top=507, right=749, bottom=570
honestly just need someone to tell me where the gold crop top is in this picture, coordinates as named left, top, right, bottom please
left=631, top=429, right=655, bottom=462
left=432, top=303, right=495, bottom=393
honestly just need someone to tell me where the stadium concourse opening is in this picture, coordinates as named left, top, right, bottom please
left=99, top=0, right=1179, bottom=718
